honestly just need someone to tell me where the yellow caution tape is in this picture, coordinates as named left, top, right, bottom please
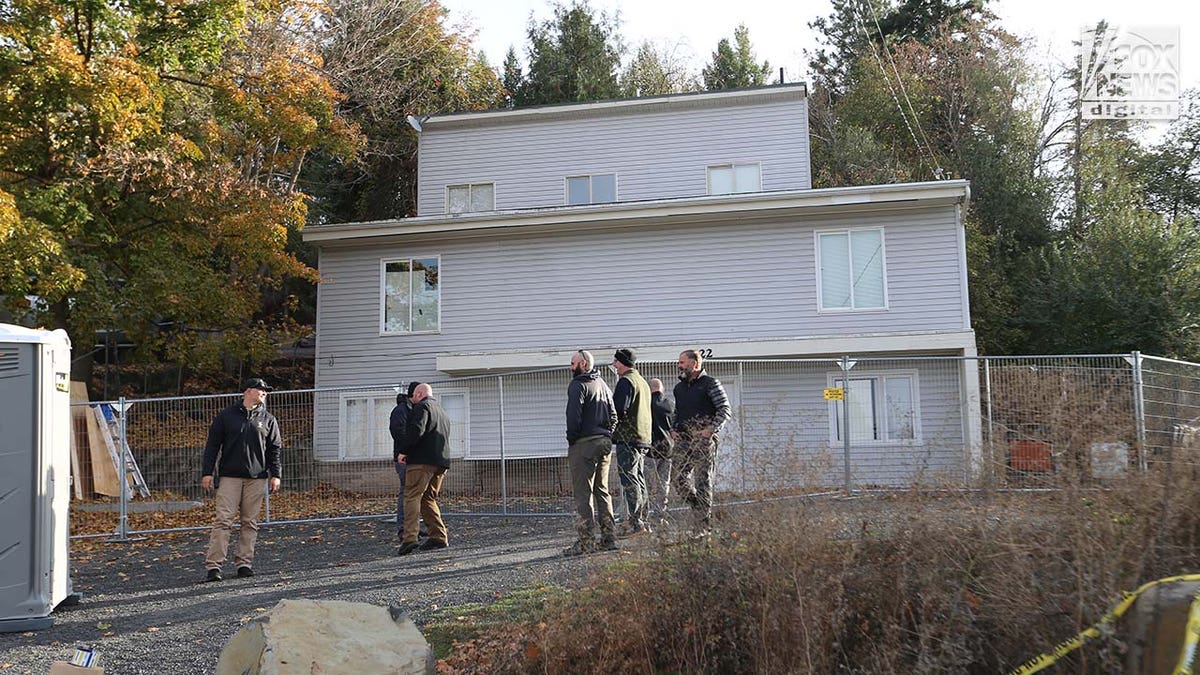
left=1010, top=574, right=1200, bottom=675
left=1174, top=588, right=1200, bottom=675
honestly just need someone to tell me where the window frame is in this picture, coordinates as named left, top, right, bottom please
left=563, top=173, right=618, bottom=205
left=379, top=256, right=441, bottom=336
left=814, top=226, right=890, bottom=313
left=706, top=162, right=763, bottom=195
left=825, top=369, right=922, bottom=445
left=445, top=182, right=495, bottom=214
left=436, top=387, right=471, bottom=459
left=337, top=389, right=398, bottom=460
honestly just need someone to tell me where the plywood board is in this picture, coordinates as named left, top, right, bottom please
left=87, top=405, right=121, bottom=496
left=68, top=383, right=88, bottom=499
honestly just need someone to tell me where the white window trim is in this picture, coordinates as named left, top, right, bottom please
left=444, top=182, right=495, bottom=214
left=563, top=173, right=619, bottom=205
left=814, top=226, right=890, bottom=313
left=437, top=387, right=471, bottom=459
left=337, top=389, right=397, bottom=460
left=379, top=256, right=442, bottom=336
left=705, top=162, right=763, bottom=195
left=825, top=369, right=922, bottom=445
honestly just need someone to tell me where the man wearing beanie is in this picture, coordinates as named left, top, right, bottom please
left=611, top=347, right=653, bottom=535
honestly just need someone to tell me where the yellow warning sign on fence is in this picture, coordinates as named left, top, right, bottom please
left=823, top=387, right=844, bottom=401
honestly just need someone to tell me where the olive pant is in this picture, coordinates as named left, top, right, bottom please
left=568, top=435, right=616, bottom=542
left=674, top=433, right=717, bottom=529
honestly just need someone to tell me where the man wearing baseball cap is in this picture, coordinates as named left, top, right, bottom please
left=200, top=377, right=283, bottom=582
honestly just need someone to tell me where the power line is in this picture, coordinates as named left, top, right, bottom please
left=851, top=0, right=944, bottom=180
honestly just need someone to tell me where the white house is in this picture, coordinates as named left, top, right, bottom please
left=303, top=83, right=982, bottom=490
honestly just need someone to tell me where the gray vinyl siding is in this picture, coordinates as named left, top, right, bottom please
left=311, top=203, right=967, bottom=464
left=416, top=98, right=811, bottom=215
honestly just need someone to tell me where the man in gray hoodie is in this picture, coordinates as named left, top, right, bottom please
left=563, top=350, right=618, bottom=556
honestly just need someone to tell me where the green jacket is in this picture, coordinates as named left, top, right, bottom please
left=612, top=368, right=652, bottom=447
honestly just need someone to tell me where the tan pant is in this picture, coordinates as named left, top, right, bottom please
left=204, top=477, right=267, bottom=570
left=402, top=464, right=448, bottom=545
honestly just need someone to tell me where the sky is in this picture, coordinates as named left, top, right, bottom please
left=439, top=0, right=1198, bottom=129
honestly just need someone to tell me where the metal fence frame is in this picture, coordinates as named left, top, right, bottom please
left=67, top=352, right=1200, bottom=540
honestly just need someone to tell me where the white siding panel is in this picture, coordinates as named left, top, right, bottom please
left=314, top=204, right=965, bottom=391
left=417, top=98, right=811, bottom=215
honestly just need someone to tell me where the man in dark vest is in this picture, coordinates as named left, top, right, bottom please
left=397, top=383, right=451, bottom=555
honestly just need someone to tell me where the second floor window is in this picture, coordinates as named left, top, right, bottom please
left=708, top=163, right=761, bottom=195
left=565, top=174, right=617, bottom=205
left=817, top=228, right=887, bottom=311
left=382, top=257, right=440, bottom=333
left=447, top=183, right=494, bottom=214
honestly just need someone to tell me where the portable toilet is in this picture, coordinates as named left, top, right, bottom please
left=0, top=323, right=76, bottom=631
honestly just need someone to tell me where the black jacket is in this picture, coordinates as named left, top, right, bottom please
left=565, top=369, right=617, bottom=444
left=202, top=402, right=282, bottom=479
left=389, top=397, right=413, bottom=461
left=673, top=370, right=731, bottom=436
left=650, top=391, right=675, bottom=449
left=405, top=397, right=451, bottom=468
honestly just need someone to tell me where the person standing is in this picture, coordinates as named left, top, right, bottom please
left=564, top=350, right=618, bottom=556
left=647, top=377, right=675, bottom=523
left=397, top=383, right=451, bottom=555
left=389, top=381, right=421, bottom=541
left=201, top=378, right=283, bottom=582
left=672, top=350, right=731, bottom=537
left=611, top=348, right=652, bottom=535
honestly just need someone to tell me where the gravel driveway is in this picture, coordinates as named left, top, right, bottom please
left=0, top=515, right=608, bottom=674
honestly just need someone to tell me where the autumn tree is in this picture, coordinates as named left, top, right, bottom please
left=311, top=0, right=504, bottom=223
left=0, top=0, right=359, bottom=380
left=620, top=40, right=700, bottom=97
left=509, top=0, right=624, bottom=106
left=700, top=24, right=771, bottom=90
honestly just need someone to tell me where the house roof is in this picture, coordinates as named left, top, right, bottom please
left=303, top=180, right=971, bottom=245
left=421, top=83, right=809, bottom=130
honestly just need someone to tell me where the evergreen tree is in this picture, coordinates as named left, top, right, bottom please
left=516, top=0, right=623, bottom=106
left=701, top=24, right=771, bottom=90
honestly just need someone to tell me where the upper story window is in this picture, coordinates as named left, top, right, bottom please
left=382, top=257, right=440, bottom=334
left=707, top=163, right=761, bottom=195
left=447, top=183, right=494, bottom=214
left=817, top=228, right=887, bottom=311
left=565, top=174, right=617, bottom=205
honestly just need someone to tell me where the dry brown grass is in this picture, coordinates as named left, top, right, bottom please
left=440, top=464, right=1200, bottom=674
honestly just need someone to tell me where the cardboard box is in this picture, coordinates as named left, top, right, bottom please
left=49, top=662, right=104, bottom=675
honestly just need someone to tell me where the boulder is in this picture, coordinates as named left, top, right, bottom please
left=216, top=599, right=434, bottom=675
left=1125, top=580, right=1200, bottom=675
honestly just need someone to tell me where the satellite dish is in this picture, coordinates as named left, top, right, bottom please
left=405, top=114, right=423, bottom=133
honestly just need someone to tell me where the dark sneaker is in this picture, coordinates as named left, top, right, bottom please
left=236, top=566, right=254, bottom=578
left=397, top=541, right=420, bottom=556
left=599, top=537, right=619, bottom=551
left=418, top=539, right=448, bottom=551
left=204, top=569, right=222, bottom=583
left=562, top=540, right=596, bottom=557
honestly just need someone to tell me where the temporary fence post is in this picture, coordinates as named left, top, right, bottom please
left=1131, top=351, right=1147, bottom=471
left=841, top=356, right=853, bottom=494
left=264, top=485, right=271, bottom=523
left=984, top=358, right=995, bottom=489
left=498, top=375, right=508, bottom=515
left=738, top=361, right=746, bottom=494
left=115, top=397, right=131, bottom=541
